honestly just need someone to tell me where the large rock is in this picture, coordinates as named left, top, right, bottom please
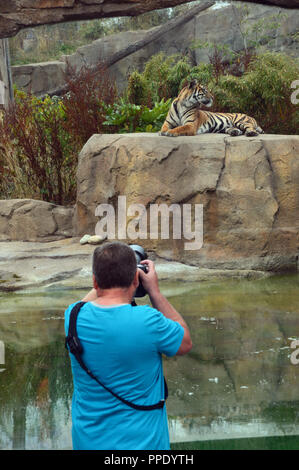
left=12, top=60, right=66, bottom=96
left=74, top=133, right=299, bottom=273
left=0, top=238, right=268, bottom=292
left=0, top=199, right=74, bottom=241
left=194, top=2, right=299, bottom=63
left=11, top=3, right=299, bottom=96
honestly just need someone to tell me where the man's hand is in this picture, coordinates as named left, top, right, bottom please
left=138, top=260, right=160, bottom=297
left=138, top=259, right=192, bottom=356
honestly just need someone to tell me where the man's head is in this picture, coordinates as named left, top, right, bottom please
left=92, top=241, right=138, bottom=291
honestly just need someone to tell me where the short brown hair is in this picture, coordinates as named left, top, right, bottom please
left=92, top=242, right=137, bottom=289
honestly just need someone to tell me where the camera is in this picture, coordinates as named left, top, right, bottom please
left=129, top=244, right=148, bottom=298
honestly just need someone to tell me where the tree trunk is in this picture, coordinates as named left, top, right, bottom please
left=0, top=39, right=13, bottom=108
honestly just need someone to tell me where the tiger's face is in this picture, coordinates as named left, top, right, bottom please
left=181, top=80, right=213, bottom=108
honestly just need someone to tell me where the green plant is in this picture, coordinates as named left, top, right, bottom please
left=103, top=98, right=171, bottom=133
left=127, top=52, right=195, bottom=106
left=211, top=52, right=299, bottom=134
left=127, top=71, right=150, bottom=106
left=180, top=63, right=213, bottom=89
left=0, top=63, right=117, bottom=203
left=167, top=58, right=192, bottom=97
left=103, top=99, right=142, bottom=133
left=0, top=89, right=78, bottom=203
left=142, top=52, right=178, bottom=103
left=138, top=99, right=172, bottom=132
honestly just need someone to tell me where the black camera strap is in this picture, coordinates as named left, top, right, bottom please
left=65, top=301, right=168, bottom=411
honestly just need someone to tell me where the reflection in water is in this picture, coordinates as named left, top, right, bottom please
left=0, top=274, right=298, bottom=449
left=0, top=337, right=73, bottom=449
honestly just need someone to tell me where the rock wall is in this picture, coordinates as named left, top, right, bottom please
left=12, top=3, right=299, bottom=96
left=74, top=133, right=299, bottom=273
left=13, top=60, right=66, bottom=96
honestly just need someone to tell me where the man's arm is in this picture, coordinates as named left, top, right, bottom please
left=139, top=260, right=192, bottom=356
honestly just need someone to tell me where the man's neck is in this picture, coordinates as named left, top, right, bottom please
left=93, top=287, right=133, bottom=306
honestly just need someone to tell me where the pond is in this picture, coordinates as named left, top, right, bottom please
left=0, top=274, right=298, bottom=450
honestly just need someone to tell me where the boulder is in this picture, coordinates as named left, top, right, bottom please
left=0, top=238, right=269, bottom=292
left=74, top=133, right=299, bottom=273
left=12, top=61, right=66, bottom=97
left=0, top=199, right=74, bottom=241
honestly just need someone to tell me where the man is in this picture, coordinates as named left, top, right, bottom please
left=64, top=241, right=192, bottom=450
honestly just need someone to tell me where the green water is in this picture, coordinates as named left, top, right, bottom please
left=171, top=434, right=299, bottom=450
left=0, top=274, right=298, bottom=450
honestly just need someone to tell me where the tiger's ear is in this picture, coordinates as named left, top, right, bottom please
left=188, top=79, right=197, bottom=89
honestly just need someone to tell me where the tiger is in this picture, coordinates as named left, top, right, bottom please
left=160, top=79, right=263, bottom=137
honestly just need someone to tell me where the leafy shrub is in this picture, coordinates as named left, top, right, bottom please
left=0, top=90, right=78, bottom=204
left=0, top=64, right=117, bottom=203
left=127, top=71, right=150, bottom=106
left=127, top=55, right=193, bottom=106
left=103, top=98, right=171, bottom=133
left=127, top=53, right=195, bottom=106
left=179, top=63, right=213, bottom=89
left=127, top=53, right=215, bottom=106
left=142, top=52, right=178, bottom=103
left=166, top=58, right=192, bottom=97
left=211, top=52, right=299, bottom=134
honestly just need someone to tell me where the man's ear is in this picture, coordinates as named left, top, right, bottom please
left=93, top=274, right=99, bottom=290
left=133, top=270, right=139, bottom=288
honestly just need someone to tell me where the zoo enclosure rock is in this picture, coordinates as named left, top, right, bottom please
left=0, top=198, right=74, bottom=241
left=75, top=133, right=299, bottom=273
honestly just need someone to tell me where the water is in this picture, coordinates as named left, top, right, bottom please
left=0, top=274, right=298, bottom=450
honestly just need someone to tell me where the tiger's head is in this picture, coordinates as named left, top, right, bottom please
left=179, top=79, right=213, bottom=108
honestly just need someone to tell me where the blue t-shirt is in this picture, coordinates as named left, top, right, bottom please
left=64, top=301, right=184, bottom=450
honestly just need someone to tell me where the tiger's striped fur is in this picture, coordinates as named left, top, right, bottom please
left=160, top=80, right=263, bottom=137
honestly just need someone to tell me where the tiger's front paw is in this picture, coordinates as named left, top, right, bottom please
left=245, top=130, right=258, bottom=137
left=159, top=131, right=178, bottom=137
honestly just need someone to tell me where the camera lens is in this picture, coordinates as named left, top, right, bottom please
left=129, top=245, right=147, bottom=298
left=129, top=245, right=147, bottom=264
